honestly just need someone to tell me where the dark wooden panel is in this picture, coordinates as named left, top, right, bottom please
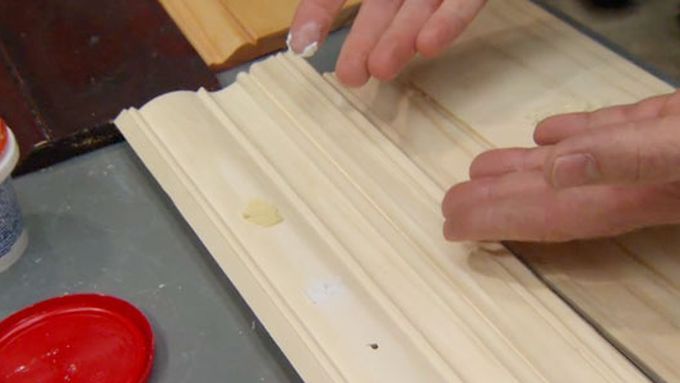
left=0, top=0, right=219, bottom=174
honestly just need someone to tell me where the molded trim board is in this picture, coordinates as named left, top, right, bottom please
left=116, top=0, right=677, bottom=381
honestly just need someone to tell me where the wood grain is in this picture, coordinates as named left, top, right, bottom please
left=159, top=0, right=360, bottom=70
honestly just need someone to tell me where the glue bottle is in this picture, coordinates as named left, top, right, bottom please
left=0, top=118, right=27, bottom=272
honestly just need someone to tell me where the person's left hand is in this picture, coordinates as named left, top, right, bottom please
left=442, top=89, right=680, bottom=242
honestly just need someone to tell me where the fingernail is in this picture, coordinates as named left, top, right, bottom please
left=551, top=153, right=601, bottom=188
left=288, top=22, right=321, bottom=58
left=443, top=220, right=462, bottom=242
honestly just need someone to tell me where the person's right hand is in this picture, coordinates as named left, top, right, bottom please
left=289, top=0, right=486, bottom=87
left=442, top=90, right=680, bottom=242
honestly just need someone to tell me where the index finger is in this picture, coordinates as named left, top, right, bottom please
left=289, top=0, right=347, bottom=54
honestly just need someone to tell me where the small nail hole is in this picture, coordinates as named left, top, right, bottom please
left=368, top=343, right=379, bottom=350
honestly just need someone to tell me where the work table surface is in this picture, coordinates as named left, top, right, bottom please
left=0, top=143, right=301, bottom=382
left=0, top=2, right=677, bottom=382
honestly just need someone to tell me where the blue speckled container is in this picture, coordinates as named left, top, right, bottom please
left=0, top=119, right=27, bottom=272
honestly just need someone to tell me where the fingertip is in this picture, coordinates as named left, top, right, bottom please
left=367, top=47, right=402, bottom=82
left=468, top=164, right=483, bottom=180
left=534, top=115, right=561, bottom=145
left=443, top=219, right=460, bottom=241
left=444, top=210, right=489, bottom=242
left=415, top=28, right=446, bottom=58
left=335, top=62, right=370, bottom=87
left=416, top=0, right=486, bottom=58
left=533, top=129, right=550, bottom=146
left=534, top=113, right=589, bottom=145
left=335, top=50, right=370, bottom=87
left=441, top=180, right=481, bottom=219
left=468, top=151, right=495, bottom=179
left=470, top=147, right=549, bottom=179
left=534, top=115, right=560, bottom=145
left=441, top=183, right=461, bottom=217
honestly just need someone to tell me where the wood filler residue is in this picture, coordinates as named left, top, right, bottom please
left=242, top=199, right=283, bottom=227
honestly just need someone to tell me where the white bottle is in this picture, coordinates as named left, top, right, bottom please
left=0, top=119, right=27, bottom=272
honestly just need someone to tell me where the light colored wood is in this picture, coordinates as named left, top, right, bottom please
left=116, top=0, right=678, bottom=381
left=159, top=0, right=360, bottom=70
left=116, top=52, right=646, bottom=382
left=508, top=230, right=680, bottom=382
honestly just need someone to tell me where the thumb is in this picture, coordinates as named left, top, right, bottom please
left=546, top=115, right=680, bottom=188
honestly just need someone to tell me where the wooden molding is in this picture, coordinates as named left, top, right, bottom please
left=159, top=0, right=361, bottom=70
left=116, top=0, right=677, bottom=381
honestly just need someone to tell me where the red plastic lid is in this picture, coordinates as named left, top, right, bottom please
left=0, top=294, right=154, bottom=383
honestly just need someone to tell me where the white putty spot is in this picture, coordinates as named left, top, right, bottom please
left=158, top=283, right=166, bottom=289
left=286, top=32, right=318, bottom=58
left=285, top=32, right=292, bottom=51
left=299, top=42, right=318, bottom=58
left=306, top=278, right=345, bottom=304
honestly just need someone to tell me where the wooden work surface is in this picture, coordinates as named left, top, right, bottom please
left=116, top=0, right=678, bottom=381
left=0, top=0, right=218, bottom=174
left=159, top=0, right=361, bottom=70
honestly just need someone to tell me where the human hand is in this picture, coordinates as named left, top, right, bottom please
left=289, top=0, right=486, bottom=87
left=442, top=90, right=680, bottom=242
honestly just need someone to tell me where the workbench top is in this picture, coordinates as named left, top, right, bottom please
left=0, top=143, right=301, bottom=382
